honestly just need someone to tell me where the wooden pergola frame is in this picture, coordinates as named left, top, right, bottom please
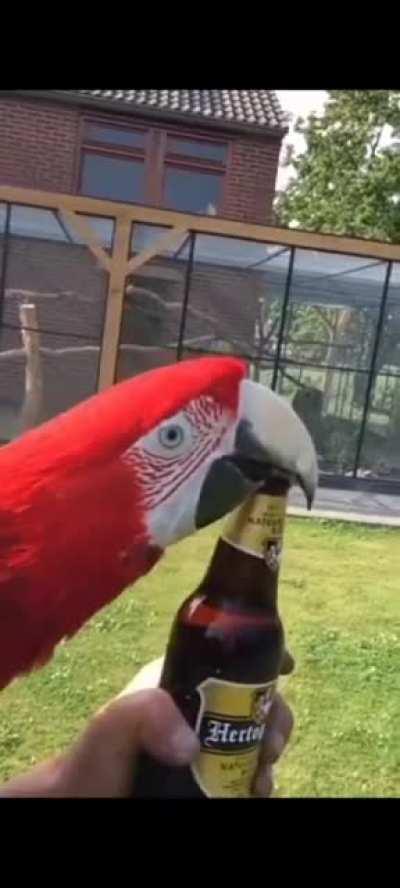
left=1, top=183, right=400, bottom=394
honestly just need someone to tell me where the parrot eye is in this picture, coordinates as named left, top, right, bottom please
left=158, top=423, right=185, bottom=449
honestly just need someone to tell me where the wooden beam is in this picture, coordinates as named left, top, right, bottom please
left=1, top=184, right=400, bottom=262
left=0, top=185, right=133, bottom=222
left=58, top=210, right=111, bottom=273
left=97, top=217, right=131, bottom=391
left=126, top=227, right=188, bottom=275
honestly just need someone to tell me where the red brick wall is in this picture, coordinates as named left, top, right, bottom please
left=0, top=96, right=282, bottom=224
left=224, top=138, right=281, bottom=224
left=0, top=97, right=80, bottom=192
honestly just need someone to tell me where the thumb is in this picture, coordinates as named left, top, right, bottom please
left=58, top=688, right=199, bottom=798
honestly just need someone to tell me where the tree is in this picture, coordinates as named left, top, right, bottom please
left=275, top=92, right=400, bottom=475
left=276, top=91, right=400, bottom=380
left=277, top=90, right=400, bottom=243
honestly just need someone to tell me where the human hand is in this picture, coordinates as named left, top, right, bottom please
left=0, top=654, right=294, bottom=798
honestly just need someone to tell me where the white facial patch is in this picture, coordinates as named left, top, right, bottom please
left=122, top=395, right=236, bottom=549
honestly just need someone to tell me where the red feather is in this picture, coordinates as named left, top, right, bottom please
left=0, top=357, right=246, bottom=689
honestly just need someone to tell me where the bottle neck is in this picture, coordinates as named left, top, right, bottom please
left=199, top=479, right=290, bottom=610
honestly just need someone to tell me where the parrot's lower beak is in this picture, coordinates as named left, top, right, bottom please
left=195, top=379, right=318, bottom=529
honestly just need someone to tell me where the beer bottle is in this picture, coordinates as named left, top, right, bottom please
left=133, top=475, right=290, bottom=799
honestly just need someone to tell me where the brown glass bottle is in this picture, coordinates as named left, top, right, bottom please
left=133, top=477, right=289, bottom=799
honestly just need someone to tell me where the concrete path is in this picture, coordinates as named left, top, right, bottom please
left=289, top=485, right=400, bottom=527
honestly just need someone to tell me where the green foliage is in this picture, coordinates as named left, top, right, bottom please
left=277, top=90, right=400, bottom=243
left=0, top=519, right=399, bottom=797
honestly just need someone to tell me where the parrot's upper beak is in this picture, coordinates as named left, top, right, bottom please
left=196, top=379, right=318, bottom=529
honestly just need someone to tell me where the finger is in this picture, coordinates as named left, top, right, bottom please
left=260, top=693, right=294, bottom=766
left=252, top=764, right=274, bottom=799
left=280, top=650, right=295, bottom=675
left=251, top=694, right=294, bottom=797
left=58, top=688, right=199, bottom=797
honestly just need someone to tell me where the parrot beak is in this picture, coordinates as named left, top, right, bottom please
left=196, top=379, right=318, bottom=529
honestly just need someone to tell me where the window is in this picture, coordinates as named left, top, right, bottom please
left=166, top=137, right=227, bottom=164
left=79, top=120, right=228, bottom=215
left=163, top=137, right=226, bottom=215
left=164, top=167, right=222, bottom=214
left=81, top=153, right=145, bottom=202
left=84, top=123, right=146, bottom=150
left=80, top=121, right=147, bottom=204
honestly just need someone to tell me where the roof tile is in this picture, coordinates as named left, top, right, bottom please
left=63, top=89, right=288, bottom=133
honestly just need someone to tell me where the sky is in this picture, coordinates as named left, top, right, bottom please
left=275, top=90, right=328, bottom=191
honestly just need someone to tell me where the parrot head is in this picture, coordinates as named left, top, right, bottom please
left=0, top=356, right=318, bottom=689
left=124, top=357, right=317, bottom=549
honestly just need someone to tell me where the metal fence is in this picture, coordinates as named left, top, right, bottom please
left=1, top=185, right=399, bottom=487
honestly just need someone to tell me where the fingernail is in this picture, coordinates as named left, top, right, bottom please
left=169, top=723, right=200, bottom=764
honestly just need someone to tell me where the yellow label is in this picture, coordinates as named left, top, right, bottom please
left=222, top=494, right=288, bottom=564
left=191, top=677, right=277, bottom=798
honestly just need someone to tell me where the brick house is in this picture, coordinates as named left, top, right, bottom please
left=0, top=90, right=288, bottom=438
left=0, top=89, right=287, bottom=223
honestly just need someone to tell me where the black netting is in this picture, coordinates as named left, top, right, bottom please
left=116, top=224, right=190, bottom=381
left=358, top=373, right=400, bottom=481
left=280, top=250, right=388, bottom=372
left=0, top=203, right=7, bottom=326
left=2, top=209, right=398, bottom=484
left=0, top=204, right=109, bottom=441
left=357, top=263, right=400, bottom=481
left=373, top=264, right=400, bottom=378
left=276, top=363, right=368, bottom=476
left=182, top=235, right=290, bottom=377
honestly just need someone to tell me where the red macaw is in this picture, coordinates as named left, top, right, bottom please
left=0, top=356, right=317, bottom=691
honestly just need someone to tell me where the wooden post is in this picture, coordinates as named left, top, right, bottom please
left=98, top=223, right=188, bottom=391
left=126, top=227, right=187, bottom=275
left=19, top=302, right=44, bottom=431
left=58, top=209, right=112, bottom=273
left=98, top=216, right=132, bottom=390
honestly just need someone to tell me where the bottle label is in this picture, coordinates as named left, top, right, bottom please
left=191, top=677, right=277, bottom=798
left=222, top=494, right=287, bottom=565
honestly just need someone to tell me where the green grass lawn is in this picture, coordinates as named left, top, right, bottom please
left=0, top=518, right=399, bottom=797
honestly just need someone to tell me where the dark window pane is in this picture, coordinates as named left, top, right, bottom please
left=10, top=206, right=68, bottom=241
left=4, top=203, right=108, bottom=341
left=357, top=263, right=400, bottom=481
left=0, top=203, right=6, bottom=234
left=0, top=202, right=109, bottom=439
left=373, top=262, right=400, bottom=377
left=81, top=153, right=145, bottom=202
left=358, top=372, right=400, bottom=481
left=7, top=205, right=114, bottom=250
left=116, top=244, right=189, bottom=382
left=182, top=234, right=290, bottom=373
left=166, top=137, right=226, bottom=163
left=130, top=223, right=189, bottom=259
left=85, top=124, right=146, bottom=149
left=164, top=168, right=222, bottom=215
left=281, top=249, right=387, bottom=372
left=278, top=364, right=368, bottom=476
left=0, top=328, right=100, bottom=440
